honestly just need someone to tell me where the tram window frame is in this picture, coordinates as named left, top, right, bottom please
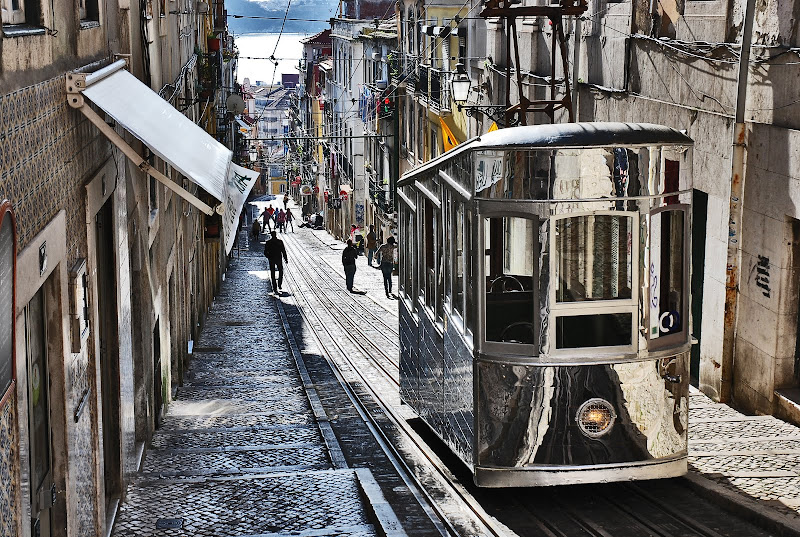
left=443, top=190, right=452, bottom=314
left=479, top=210, right=539, bottom=354
left=464, top=207, right=475, bottom=342
left=647, top=205, right=689, bottom=350
left=452, top=201, right=465, bottom=327
left=550, top=210, right=639, bottom=354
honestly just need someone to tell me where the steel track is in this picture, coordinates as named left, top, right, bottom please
left=277, top=237, right=512, bottom=537
left=275, top=232, right=777, bottom=537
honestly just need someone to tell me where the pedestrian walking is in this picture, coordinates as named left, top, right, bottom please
left=376, top=237, right=398, bottom=298
left=366, top=225, right=378, bottom=266
left=262, top=205, right=276, bottom=233
left=263, top=233, right=288, bottom=293
left=283, top=193, right=289, bottom=210
left=276, top=209, right=287, bottom=233
left=250, top=218, right=261, bottom=239
left=286, top=208, right=295, bottom=232
left=342, top=239, right=359, bottom=293
left=261, top=208, right=272, bottom=233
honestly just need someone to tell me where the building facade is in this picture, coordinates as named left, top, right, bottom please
left=0, top=0, right=241, bottom=533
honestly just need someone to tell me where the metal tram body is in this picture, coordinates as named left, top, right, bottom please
left=397, top=122, right=693, bottom=487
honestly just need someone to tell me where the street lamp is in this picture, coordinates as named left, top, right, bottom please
left=451, top=72, right=471, bottom=104
left=249, top=148, right=258, bottom=162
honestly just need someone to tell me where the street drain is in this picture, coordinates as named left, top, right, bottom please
left=155, top=518, right=183, bottom=529
left=192, top=346, right=224, bottom=353
left=223, top=320, right=255, bottom=326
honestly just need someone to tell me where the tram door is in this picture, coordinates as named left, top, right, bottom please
left=25, top=288, right=54, bottom=537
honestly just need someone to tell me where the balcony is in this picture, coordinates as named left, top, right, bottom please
left=368, top=175, right=393, bottom=215
left=415, top=66, right=450, bottom=113
left=418, top=64, right=429, bottom=101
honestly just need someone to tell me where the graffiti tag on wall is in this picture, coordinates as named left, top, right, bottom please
left=751, top=255, right=771, bottom=298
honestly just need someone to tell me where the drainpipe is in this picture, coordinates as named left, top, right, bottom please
left=721, top=0, right=757, bottom=403
left=570, top=16, right=582, bottom=121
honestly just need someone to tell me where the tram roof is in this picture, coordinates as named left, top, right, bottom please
left=398, top=122, right=693, bottom=187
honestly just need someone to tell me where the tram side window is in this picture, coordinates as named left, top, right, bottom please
left=424, top=198, right=435, bottom=311
left=649, top=210, right=685, bottom=341
left=453, top=203, right=465, bottom=320
left=484, top=216, right=536, bottom=344
left=555, top=215, right=633, bottom=303
left=403, top=211, right=415, bottom=302
left=465, top=209, right=475, bottom=337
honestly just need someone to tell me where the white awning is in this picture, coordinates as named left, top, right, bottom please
left=67, top=60, right=261, bottom=255
left=81, top=65, right=230, bottom=202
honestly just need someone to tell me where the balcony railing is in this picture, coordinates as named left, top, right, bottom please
left=368, top=175, right=393, bottom=214
left=418, top=64, right=429, bottom=101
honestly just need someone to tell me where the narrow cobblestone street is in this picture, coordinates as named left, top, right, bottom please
left=110, top=247, right=405, bottom=537
left=110, top=217, right=800, bottom=536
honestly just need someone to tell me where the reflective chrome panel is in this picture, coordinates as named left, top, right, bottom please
left=476, top=353, right=689, bottom=468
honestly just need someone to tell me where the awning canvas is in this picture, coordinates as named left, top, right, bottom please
left=69, top=61, right=260, bottom=254
left=81, top=67, right=230, bottom=202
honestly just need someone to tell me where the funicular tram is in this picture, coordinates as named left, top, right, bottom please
left=396, top=122, right=693, bottom=487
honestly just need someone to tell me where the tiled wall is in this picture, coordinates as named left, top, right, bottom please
left=0, top=76, right=110, bottom=258
left=0, top=72, right=114, bottom=537
left=0, top=390, right=18, bottom=537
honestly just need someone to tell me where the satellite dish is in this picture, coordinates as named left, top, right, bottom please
left=226, top=94, right=246, bottom=114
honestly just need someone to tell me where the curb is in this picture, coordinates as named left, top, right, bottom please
left=682, top=471, right=800, bottom=537
left=355, top=468, right=408, bottom=537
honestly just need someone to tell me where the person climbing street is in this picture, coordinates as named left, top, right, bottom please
left=376, top=236, right=398, bottom=299
left=283, top=193, right=289, bottom=211
left=276, top=209, right=286, bottom=233
left=366, top=225, right=378, bottom=267
left=263, top=232, right=288, bottom=294
left=262, top=205, right=275, bottom=233
left=286, top=208, right=295, bottom=232
left=342, top=239, right=360, bottom=293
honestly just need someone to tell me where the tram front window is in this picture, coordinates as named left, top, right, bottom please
left=484, top=216, right=536, bottom=344
left=555, top=214, right=633, bottom=303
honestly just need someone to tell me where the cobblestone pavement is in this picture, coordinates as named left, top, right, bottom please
left=286, top=216, right=800, bottom=526
left=689, top=389, right=800, bottom=517
left=111, top=243, right=405, bottom=536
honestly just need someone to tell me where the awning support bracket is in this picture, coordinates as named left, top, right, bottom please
left=66, top=72, right=217, bottom=216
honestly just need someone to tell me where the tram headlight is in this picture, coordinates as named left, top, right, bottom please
left=576, top=398, right=616, bottom=438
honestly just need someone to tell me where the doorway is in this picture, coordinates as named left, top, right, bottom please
left=26, top=288, right=53, bottom=537
left=690, top=190, right=708, bottom=387
left=95, top=200, right=122, bottom=509
left=153, top=319, right=162, bottom=428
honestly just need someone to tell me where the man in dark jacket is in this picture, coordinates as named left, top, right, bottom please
left=264, top=233, right=288, bottom=293
left=342, top=239, right=359, bottom=292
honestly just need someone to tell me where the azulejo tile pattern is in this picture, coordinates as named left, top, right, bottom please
left=0, top=390, right=18, bottom=537
left=0, top=76, right=111, bottom=256
left=0, top=74, right=113, bottom=537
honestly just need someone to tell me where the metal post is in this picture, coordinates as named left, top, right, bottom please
left=721, top=0, right=757, bottom=402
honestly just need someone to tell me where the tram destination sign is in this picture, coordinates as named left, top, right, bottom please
left=0, top=203, right=14, bottom=397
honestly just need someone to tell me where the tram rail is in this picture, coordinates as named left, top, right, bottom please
left=272, top=230, right=780, bottom=537
left=278, top=234, right=512, bottom=537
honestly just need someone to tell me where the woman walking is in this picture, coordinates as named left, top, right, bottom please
left=276, top=209, right=287, bottom=233
left=285, top=208, right=295, bottom=232
left=376, top=237, right=398, bottom=299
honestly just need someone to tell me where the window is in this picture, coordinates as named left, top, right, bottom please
left=484, top=216, right=536, bottom=344
left=648, top=208, right=686, bottom=345
left=464, top=208, right=474, bottom=338
left=2, top=0, right=40, bottom=27
left=423, top=198, right=434, bottom=308
left=552, top=212, right=638, bottom=350
left=555, top=215, right=633, bottom=303
left=453, top=202, right=464, bottom=320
